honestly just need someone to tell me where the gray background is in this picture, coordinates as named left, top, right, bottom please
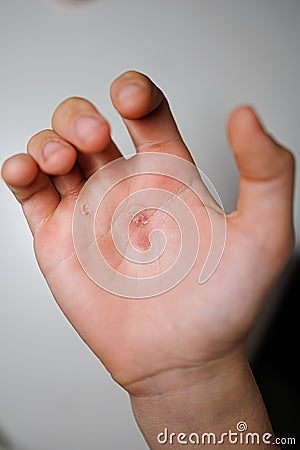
left=0, top=0, right=299, bottom=449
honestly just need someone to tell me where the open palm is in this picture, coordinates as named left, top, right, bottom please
left=2, top=71, right=294, bottom=394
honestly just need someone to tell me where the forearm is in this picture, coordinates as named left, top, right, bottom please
left=130, top=350, right=279, bottom=449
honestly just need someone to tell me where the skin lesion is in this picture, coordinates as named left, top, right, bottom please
left=129, top=207, right=149, bottom=228
left=128, top=207, right=151, bottom=251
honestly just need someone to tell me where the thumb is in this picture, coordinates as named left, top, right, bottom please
left=228, top=106, right=294, bottom=254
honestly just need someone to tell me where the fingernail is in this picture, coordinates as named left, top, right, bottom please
left=75, top=116, right=104, bottom=141
left=43, top=141, right=65, bottom=160
left=118, top=84, right=143, bottom=104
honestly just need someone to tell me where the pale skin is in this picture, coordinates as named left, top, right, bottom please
left=2, top=71, right=294, bottom=448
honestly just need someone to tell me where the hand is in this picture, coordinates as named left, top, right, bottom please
left=2, top=71, right=294, bottom=398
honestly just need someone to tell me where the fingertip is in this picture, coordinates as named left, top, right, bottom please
left=227, top=104, right=294, bottom=180
left=2, top=153, right=39, bottom=188
left=113, top=83, right=151, bottom=119
left=110, top=70, right=163, bottom=119
left=74, top=116, right=111, bottom=154
left=227, top=105, right=264, bottom=145
left=51, top=97, right=112, bottom=155
left=41, top=141, right=78, bottom=175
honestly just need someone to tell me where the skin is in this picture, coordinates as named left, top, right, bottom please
left=2, top=71, right=294, bottom=448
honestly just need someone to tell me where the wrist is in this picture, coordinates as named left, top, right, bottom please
left=128, top=346, right=246, bottom=398
left=129, top=348, right=278, bottom=449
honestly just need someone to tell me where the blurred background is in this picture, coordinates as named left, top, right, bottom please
left=0, top=0, right=299, bottom=449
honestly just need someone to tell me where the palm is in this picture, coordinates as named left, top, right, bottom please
left=33, top=151, right=282, bottom=391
